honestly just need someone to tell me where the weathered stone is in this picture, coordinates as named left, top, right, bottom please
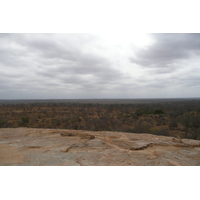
left=0, top=128, right=200, bottom=166
left=60, top=132, right=75, bottom=137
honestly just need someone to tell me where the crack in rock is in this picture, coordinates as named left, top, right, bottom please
left=60, top=132, right=95, bottom=140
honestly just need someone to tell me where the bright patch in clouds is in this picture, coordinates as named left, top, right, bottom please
left=96, top=33, right=152, bottom=47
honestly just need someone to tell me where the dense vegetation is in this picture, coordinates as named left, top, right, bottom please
left=1, top=99, right=200, bottom=139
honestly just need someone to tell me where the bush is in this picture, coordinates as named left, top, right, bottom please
left=154, top=109, right=164, bottom=114
left=156, top=128, right=169, bottom=136
left=169, top=120, right=178, bottom=130
left=148, top=127, right=159, bottom=134
left=132, top=125, right=150, bottom=133
left=179, top=114, right=200, bottom=140
left=21, top=116, right=29, bottom=124
left=148, top=127, right=169, bottom=136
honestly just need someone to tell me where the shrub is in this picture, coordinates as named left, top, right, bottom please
left=179, top=114, right=200, bottom=140
left=21, top=116, right=29, bottom=124
left=169, top=120, right=178, bottom=130
left=154, top=109, right=164, bottom=114
left=148, top=127, right=169, bottom=136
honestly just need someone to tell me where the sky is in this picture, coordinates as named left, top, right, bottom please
left=1, top=33, right=200, bottom=99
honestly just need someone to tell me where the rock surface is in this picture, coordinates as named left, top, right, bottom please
left=0, top=128, right=200, bottom=166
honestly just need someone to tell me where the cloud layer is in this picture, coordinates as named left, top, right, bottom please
left=130, top=33, right=200, bottom=72
left=1, top=33, right=200, bottom=99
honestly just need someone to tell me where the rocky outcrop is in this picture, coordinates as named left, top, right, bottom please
left=0, top=128, right=200, bottom=166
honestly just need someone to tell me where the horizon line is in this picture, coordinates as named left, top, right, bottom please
left=1, top=97, right=200, bottom=101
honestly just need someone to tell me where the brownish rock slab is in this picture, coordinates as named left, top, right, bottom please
left=0, top=128, right=200, bottom=166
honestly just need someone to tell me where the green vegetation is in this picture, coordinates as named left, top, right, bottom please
left=21, top=116, right=29, bottom=124
left=154, top=109, right=164, bottom=114
left=0, top=99, right=200, bottom=139
left=179, top=114, right=200, bottom=140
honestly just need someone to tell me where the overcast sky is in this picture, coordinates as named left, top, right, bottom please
left=0, top=33, right=200, bottom=99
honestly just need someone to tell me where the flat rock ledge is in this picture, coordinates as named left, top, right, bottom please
left=0, top=128, right=200, bottom=166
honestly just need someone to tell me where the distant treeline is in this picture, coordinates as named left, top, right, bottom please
left=1, top=98, right=200, bottom=105
left=1, top=100, right=200, bottom=139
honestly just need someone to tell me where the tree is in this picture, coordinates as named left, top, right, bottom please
left=154, top=109, right=164, bottom=114
left=21, top=116, right=29, bottom=124
left=179, top=114, right=200, bottom=140
left=169, top=119, right=178, bottom=130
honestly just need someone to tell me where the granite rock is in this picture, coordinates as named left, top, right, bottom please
left=0, top=128, right=200, bottom=166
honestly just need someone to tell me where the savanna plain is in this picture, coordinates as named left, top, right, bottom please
left=0, top=99, right=200, bottom=166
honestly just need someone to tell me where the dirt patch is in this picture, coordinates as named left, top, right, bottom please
left=0, top=143, right=25, bottom=165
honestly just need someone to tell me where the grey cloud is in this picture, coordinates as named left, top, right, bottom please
left=37, top=60, right=125, bottom=91
left=130, top=33, right=200, bottom=72
left=19, top=33, right=100, bottom=61
left=1, top=33, right=200, bottom=99
left=0, top=33, right=127, bottom=98
left=35, top=51, right=121, bottom=76
left=177, top=75, right=200, bottom=87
